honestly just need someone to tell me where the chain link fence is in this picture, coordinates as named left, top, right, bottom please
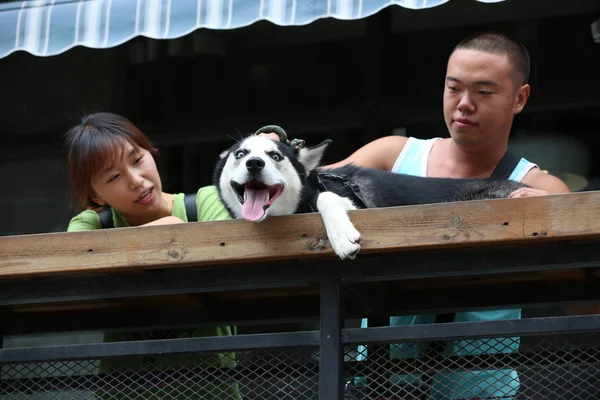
left=2, top=333, right=600, bottom=399
left=0, top=347, right=319, bottom=399
left=344, top=333, right=600, bottom=399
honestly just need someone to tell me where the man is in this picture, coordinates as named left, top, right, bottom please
left=263, top=31, right=570, bottom=399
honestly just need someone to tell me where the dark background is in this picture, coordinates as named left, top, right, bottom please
left=1, top=0, right=599, bottom=236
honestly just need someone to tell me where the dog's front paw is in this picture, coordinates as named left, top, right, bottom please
left=328, top=223, right=361, bottom=260
left=316, top=191, right=362, bottom=260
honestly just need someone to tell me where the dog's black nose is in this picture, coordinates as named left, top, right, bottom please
left=246, top=157, right=265, bottom=172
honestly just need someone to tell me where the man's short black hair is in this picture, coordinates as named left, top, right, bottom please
left=453, top=31, right=530, bottom=87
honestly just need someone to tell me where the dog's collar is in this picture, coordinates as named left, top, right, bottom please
left=303, top=171, right=367, bottom=213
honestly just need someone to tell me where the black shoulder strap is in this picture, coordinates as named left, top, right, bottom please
left=184, top=193, right=198, bottom=222
left=97, top=193, right=197, bottom=229
left=98, top=208, right=114, bottom=229
left=489, top=150, right=521, bottom=180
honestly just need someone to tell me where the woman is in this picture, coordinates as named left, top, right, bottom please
left=65, top=112, right=229, bottom=230
left=64, top=111, right=241, bottom=399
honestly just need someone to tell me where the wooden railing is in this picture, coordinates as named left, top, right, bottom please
left=2, top=191, right=600, bottom=278
left=1, top=192, right=599, bottom=399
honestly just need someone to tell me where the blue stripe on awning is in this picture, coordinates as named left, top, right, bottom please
left=0, top=0, right=506, bottom=59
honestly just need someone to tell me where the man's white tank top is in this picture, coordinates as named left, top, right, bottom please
left=391, top=137, right=537, bottom=182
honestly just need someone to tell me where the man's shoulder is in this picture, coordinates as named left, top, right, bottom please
left=366, top=135, right=410, bottom=171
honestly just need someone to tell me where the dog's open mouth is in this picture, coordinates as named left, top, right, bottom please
left=231, top=180, right=284, bottom=221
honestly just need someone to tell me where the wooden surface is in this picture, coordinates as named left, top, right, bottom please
left=1, top=191, right=600, bottom=279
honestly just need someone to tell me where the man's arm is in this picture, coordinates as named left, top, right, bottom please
left=509, top=168, right=571, bottom=198
left=259, top=132, right=408, bottom=171
left=321, top=136, right=408, bottom=170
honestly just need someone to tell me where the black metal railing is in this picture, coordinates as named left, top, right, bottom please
left=1, top=239, right=600, bottom=399
left=1, top=315, right=599, bottom=399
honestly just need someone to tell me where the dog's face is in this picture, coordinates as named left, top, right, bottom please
left=214, top=135, right=330, bottom=222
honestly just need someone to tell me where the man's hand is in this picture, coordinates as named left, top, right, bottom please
left=258, top=132, right=281, bottom=141
left=257, top=131, right=306, bottom=149
left=508, top=187, right=550, bottom=198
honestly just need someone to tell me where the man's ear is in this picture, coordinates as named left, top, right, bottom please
left=297, top=140, right=332, bottom=173
left=514, top=83, right=531, bottom=114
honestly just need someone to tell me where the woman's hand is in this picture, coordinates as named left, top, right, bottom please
left=142, top=216, right=185, bottom=226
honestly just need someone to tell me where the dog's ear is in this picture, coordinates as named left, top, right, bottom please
left=298, top=140, right=331, bottom=173
left=219, top=149, right=229, bottom=159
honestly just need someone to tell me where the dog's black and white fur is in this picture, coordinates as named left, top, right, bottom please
left=214, top=135, right=527, bottom=260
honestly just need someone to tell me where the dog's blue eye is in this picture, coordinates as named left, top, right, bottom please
left=270, top=153, right=282, bottom=162
left=235, top=150, right=246, bottom=159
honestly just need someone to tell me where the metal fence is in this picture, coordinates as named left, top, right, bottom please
left=344, top=333, right=600, bottom=400
left=0, top=347, right=320, bottom=400
left=1, top=324, right=599, bottom=399
left=1, top=240, right=600, bottom=399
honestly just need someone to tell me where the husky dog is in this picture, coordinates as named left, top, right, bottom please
left=214, top=135, right=527, bottom=260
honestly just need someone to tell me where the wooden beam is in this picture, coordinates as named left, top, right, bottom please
left=3, top=277, right=599, bottom=337
left=1, top=192, right=600, bottom=278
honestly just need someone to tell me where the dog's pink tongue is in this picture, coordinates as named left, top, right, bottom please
left=241, top=189, right=269, bottom=221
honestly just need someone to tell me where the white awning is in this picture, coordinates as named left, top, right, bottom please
left=0, top=0, right=505, bottom=59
